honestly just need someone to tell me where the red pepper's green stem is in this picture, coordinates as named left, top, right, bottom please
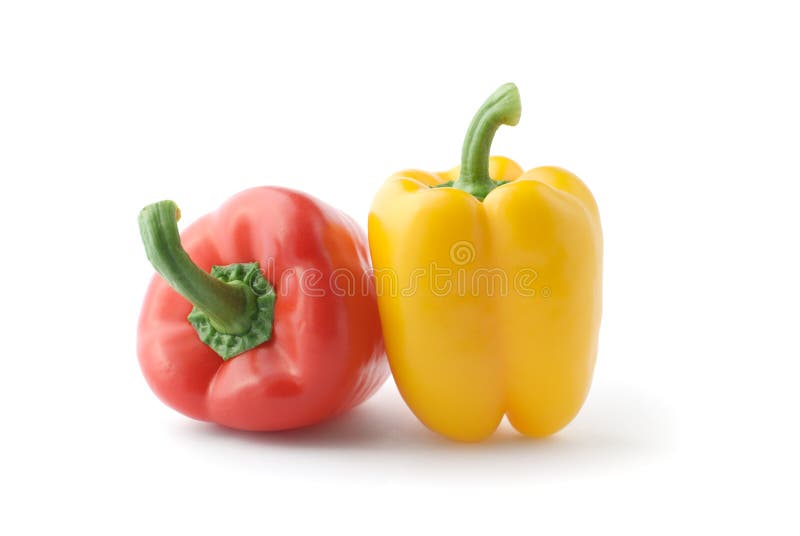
left=138, top=201, right=255, bottom=335
left=139, top=200, right=275, bottom=359
left=453, top=83, right=521, bottom=200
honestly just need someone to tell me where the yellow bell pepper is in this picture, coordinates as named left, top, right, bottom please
left=368, top=83, right=603, bottom=441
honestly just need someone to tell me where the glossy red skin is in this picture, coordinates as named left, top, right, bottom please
left=137, top=187, right=388, bottom=430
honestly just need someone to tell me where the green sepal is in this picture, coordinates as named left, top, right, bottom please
left=432, top=179, right=511, bottom=200
left=187, top=262, right=275, bottom=360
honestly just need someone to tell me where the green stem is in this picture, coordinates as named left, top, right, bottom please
left=138, top=201, right=254, bottom=335
left=452, top=83, right=521, bottom=200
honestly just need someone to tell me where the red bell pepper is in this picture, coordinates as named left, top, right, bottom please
left=137, top=187, right=388, bottom=430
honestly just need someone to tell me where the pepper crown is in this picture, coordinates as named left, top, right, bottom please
left=138, top=200, right=275, bottom=359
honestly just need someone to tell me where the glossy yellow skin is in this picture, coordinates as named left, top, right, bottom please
left=368, top=156, right=602, bottom=441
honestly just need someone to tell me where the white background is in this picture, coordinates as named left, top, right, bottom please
left=1, top=1, right=798, bottom=534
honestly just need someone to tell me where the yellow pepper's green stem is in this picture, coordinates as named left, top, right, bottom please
left=453, top=83, right=521, bottom=200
